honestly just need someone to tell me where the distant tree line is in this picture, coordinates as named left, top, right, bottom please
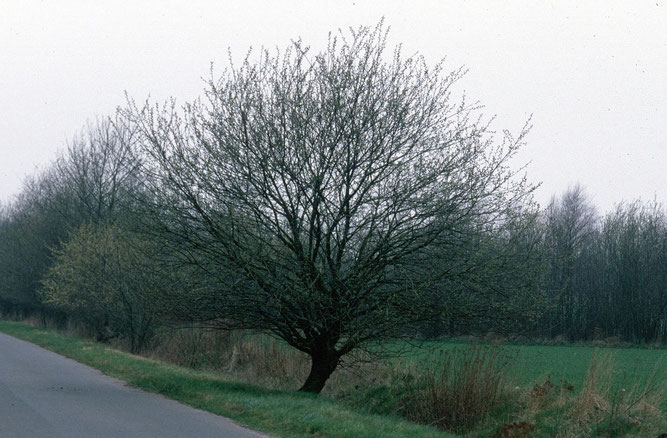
left=0, top=118, right=167, bottom=352
left=537, top=184, right=665, bottom=342
left=0, top=23, right=663, bottom=392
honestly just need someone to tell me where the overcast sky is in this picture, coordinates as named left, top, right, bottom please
left=1, top=0, right=665, bottom=213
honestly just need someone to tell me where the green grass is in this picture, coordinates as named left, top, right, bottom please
left=396, top=341, right=666, bottom=437
left=403, top=341, right=665, bottom=401
left=332, top=340, right=665, bottom=437
left=0, top=319, right=449, bottom=438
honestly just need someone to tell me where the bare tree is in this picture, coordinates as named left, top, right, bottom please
left=48, top=116, right=139, bottom=225
left=598, top=201, right=666, bottom=342
left=0, top=117, right=141, bottom=321
left=0, top=170, right=71, bottom=316
left=543, top=183, right=598, bottom=337
left=125, top=23, right=534, bottom=393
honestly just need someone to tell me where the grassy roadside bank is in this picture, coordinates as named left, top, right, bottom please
left=2, top=318, right=665, bottom=437
left=0, top=319, right=448, bottom=438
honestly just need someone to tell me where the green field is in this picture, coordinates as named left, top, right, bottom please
left=0, top=319, right=664, bottom=437
left=403, top=340, right=665, bottom=389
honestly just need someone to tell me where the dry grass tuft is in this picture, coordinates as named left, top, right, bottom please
left=572, top=350, right=614, bottom=425
left=561, top=350, right=665, bottom=437
left=524, top=376, right=575, bottom=415
left=400, top=345, right=517, bottom=433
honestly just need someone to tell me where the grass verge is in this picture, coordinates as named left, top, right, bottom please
left=0, top=319, right=449, bottom=438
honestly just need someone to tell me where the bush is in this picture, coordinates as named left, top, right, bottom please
left=41, top=223, right=166, bottom=352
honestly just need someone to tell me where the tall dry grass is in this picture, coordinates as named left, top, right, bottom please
left=400, top=345, right=518, bottom=433
left=560, top=350, right=665, bottom=437
left=148, top=328, right=310, bottom=388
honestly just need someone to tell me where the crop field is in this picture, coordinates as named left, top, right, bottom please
left=403, top=340, right=665, bottom=389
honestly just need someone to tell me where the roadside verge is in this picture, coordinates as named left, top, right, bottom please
left=0, top=319, right=446, bottom=438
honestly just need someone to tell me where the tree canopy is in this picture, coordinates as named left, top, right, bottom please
left=125, top=23, right=534, bottom=392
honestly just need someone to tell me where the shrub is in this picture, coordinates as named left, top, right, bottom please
left=41, top=223, right=166, bottom=352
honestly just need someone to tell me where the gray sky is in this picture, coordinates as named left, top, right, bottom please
left=1, top=0, right=665, bottom=213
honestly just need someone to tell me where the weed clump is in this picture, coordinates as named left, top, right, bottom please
left=400, top=345, right=517, bottom=433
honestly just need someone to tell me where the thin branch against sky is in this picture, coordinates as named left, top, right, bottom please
left=1, top=0, right=665, bottom=212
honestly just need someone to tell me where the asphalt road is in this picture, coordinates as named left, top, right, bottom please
left=0, top=332, right=271, bottom=438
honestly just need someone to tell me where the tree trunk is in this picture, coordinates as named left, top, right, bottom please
left=299, top=351, right=339, bottom=394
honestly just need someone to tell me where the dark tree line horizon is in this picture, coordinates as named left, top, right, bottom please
left=0, top=24, right=664, bottom=393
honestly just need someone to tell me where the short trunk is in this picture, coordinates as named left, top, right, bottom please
left=299, top=351, right=339, bottom=394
